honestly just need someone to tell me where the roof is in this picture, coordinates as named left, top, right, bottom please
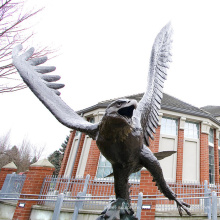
left=77, top=93, right=220, bottom=125
left=201, top=106, right=220, bottom=117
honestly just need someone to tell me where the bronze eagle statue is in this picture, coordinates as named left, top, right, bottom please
left=12, top=23, right=191, bottom=219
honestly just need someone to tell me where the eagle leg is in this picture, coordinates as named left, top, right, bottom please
left=139, top=145, right=191, bottom=217
left=96, top=166, right=138, bottom=220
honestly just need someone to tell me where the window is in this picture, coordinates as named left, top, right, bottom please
left=182, top=121, right=200, bottom=183
left=160, top=117, right=177, bottom=136
left=96, top=154, right=141, bottom=180
left=209, top=128, right=215, bottom=184
left=209, top=128, right=214, bottom=145
left=96, top=154, right=113, bottom=178
left=129, top=171, right=141, bottom=180
left=159, top=117, right=177, bottom=182
left=89, top=117, right=95, bottom=123
left=184, top=122, right=199, bottom=139
left=218, top=134, right=220, bottom=147
left=75, top=131, right=80, bottom=137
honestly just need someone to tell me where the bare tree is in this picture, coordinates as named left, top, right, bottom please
left=0, top=130, right=11, bottom=152
left=0, top=132, right=45, bottom=172
left=0, top=0, right=55, bottom=93
left=0, top=130, right=11, bottom=168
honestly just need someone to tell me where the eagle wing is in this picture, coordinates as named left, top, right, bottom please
left=133, top=23, right=173, bottom=145
left=12, top=45, right=99, bottom=139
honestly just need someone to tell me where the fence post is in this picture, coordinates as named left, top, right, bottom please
left=204, top=180, right=208, bottom=213
left=72, top=174, right=90, bottom=220
left=136, top=192, right=143, bottom=220
left=52, top=193, right=64, bottom=220
left=212, top=191, right=217, bottom=220
left=207, top=189, right=212, bottom=219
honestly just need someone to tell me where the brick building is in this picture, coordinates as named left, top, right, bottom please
left=58, top=93, right=220, bottom=185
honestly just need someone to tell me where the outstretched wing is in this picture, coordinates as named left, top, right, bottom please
left=133, top=23, right=173, bottom=146
left=12, top=44, right=99, bottom=139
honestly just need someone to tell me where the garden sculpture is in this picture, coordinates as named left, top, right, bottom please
left=12, top=23, right=191, bottom=219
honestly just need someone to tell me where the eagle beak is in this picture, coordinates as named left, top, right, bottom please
left=117, top=99, right=137, bottom=120
left=130, top=100, right=137, bottom=109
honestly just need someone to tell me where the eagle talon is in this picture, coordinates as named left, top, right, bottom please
left=175, top=199, right=191, bottom=217
left=96, top=198, right=138, bottom=220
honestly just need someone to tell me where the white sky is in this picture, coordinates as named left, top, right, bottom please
left=1, top=0, right=220, bottom=158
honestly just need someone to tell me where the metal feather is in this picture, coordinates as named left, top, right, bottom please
left=134, top=23, right=173, bottom=146
left=12, top=44, right=99, bottom=140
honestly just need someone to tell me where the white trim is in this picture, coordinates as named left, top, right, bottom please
left=179, top=117, right=186, bottom=130
left=216, top=129, right=219, bottom=140
left=158, top=112, right=163, bottom=126
left=64, top=136, right=79, bottom=177
left=160, top=109, right=220, bottom=130
left=201, top=121, right=211, bottom=135
left=76, top=135, right=92, bottom=178
left=83, top=109, right=106, bottom=123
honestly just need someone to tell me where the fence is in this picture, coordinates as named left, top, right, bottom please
left=0, top=173, right=26, bottom=198
left=155, top=181, right=206, bottom=213
left=36, top=175, right=220, bottom=219
left=1, top=173, right=220, bottom=219
left=38, top=174, right=140, bottom=211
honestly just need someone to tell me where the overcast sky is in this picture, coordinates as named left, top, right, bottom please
left=1, top=0, right=220, bottom=158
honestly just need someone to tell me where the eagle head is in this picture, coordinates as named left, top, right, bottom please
left=105, top=99, right=137, bottom=126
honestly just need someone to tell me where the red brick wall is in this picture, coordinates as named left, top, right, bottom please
left=176, top=122, right=184, bottom=182
left=59, top=131, right=76, bottom=176
left=0, top=167, right=17, bottom=190
left=13, top=165, right=55, bottom=220
left=200, top=127, right=209, bottom=183
left=214, top=130, right=219, bottom=184
left=84, top=140, right=100, bottom=178
left=72, top=133, right=86, bottom=177
left=149, top=126, right=161, bottom=153
left=140, top=169, right=158, bottom=220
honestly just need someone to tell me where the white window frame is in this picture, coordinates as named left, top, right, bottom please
left=160, top=117, right=178, bottom=136
left=159, top=116, right=178, bottom=183
left=184, top=121, right=199, bottom=139
left=209, top=128, right=215, bottom=185
left=182, top=121, right=200, bottom=184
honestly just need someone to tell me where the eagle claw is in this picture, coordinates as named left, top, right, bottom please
left=96, top=198, right=138, bottom=220
left=175, top=199, right=191, bottom=217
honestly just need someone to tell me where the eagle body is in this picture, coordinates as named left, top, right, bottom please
left=96, top=98, right=174, bottom=202
left=97, top=113, right=143, bottom=168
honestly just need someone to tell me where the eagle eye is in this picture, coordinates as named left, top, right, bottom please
left=116, top=103, right=122, bottom=108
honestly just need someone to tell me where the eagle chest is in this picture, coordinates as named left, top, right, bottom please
left=98, top=118, right=132, bottom=143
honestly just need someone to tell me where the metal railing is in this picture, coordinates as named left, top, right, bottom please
left=0, top=191, right=219, bottom=220
left=1, top=173, right=220, bottom=219
left=38, top=174, right=140, bottom=210
left=0, top=192, right=143, bottom=220
left=0, top=173, right=26, bottom=198
left=155, top=180, right=206, bottom=213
